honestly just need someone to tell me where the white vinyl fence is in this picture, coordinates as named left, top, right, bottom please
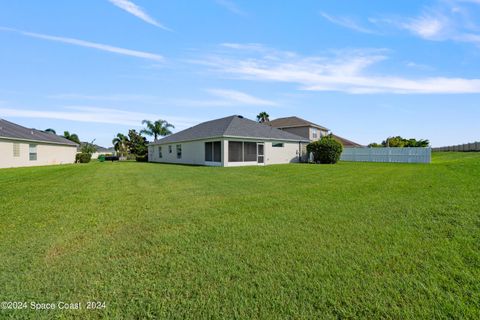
left=341, top=147, right=431, bottom=163
left=433, top=142, right=480, bottom=152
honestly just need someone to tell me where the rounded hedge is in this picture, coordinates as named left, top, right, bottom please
left=75, top=152, right=92, bottom=163
left=306, top=135, right=343, bottom=164
left=98, top=154, right=106, bottom=162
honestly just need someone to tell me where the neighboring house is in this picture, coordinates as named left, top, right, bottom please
left=269, top=116, right=362, bottom=147
left=0, top=119, right=78, bottom=169
left=330, top=134, right=363, bottom=148
left=148, top=115, right=309, bottom=167
left=78, top=143, right=114, bottom=159
left=268, top=116, right=330, bottom=141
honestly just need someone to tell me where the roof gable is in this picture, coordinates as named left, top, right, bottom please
left=269, top=116, right=329, bottom=131
left=0, top=119, right=78, bottom=146
left=153, top=115, right=309, bottom=144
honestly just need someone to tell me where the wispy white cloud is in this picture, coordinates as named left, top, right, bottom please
left=47, top=93, right=159, bottom=102
left=320, top=12, right=377, bottom=34
left=46, top=89, right=276, bottom=107
left=194, top=43, right=480, bottom=94
left=215, top=0, right=246, bottom=16
left=0, top=106, right=199, bottom=129
left=207, top=89, right=277, bottom=106
left=401, top=14, right=449, bottom=39
left=0, top=27, right=164, bottom=61
left=108, top=0, right=171, bottom=31
left=372, top=1, right=480, bottom=46
left=171, top=90, right=277, bottom=107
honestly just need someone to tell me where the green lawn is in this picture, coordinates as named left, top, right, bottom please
left=0, top=153, right=479, bottom=319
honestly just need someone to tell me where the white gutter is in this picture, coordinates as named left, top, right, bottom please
left=0, top=136, right=78, bottom=147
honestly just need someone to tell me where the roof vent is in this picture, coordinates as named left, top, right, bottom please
left=237, top=115, right=243, bottom=119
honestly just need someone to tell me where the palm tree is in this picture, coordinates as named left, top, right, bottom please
left=63, top=131, right=80, bottom=144
left=141, top=119, right=174, bottom=141
left=44, top=128, right=56, bottom=134
left=112, top=133, right=129, bottom=158
left=256, top=112, right=270, bottom=123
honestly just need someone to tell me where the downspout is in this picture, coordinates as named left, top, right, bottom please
left=298, top=141, right=301, bottom=162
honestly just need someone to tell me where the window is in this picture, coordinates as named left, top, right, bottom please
left=158, top=146, right=162, bottom=158
left=228, top=141, right=243, bottom=162
left=312, top=128, right=318, bottom=139
left=243, top=142, right=257, bottom=161
left=213, top=141, right=221, bottom=162
left=205, top=141, right=221, bottom=162
left=29, top=144, right=37, bottom=161
left=169, top=145, right=172, bottom=153
left=13, top=143, right=20, bottom=157
left=176, top=144, right=182, bottom=159
left=272, top=142, right=284, bottom=148
left=205, top=142, right=213, bottom=161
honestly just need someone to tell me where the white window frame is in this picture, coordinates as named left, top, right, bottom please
left=158, top=146, right=162, bottom=158
left=13, top=143, right=20, bottom=157
left=29, top=144, right=37, bottom=161
left=312, top=128, right=318, bottom=139
left=176, top=144, right=182, bottom=159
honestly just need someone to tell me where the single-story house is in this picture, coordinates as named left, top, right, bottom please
left=268, top=116, right=362, bottom=147
left=78, top=142, right=115, bottom=159
left=148, top=115, right=310, bottom=166
left=0, top=119, right=78, bottom=169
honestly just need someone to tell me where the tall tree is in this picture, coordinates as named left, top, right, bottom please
left=141, top=119, right=174, bottom=140
left=63, top=131, right=80, bottom=144
left=127, top=130, right=148, bottom=159
left=44, top=128, right=56, bottom=134
left=112, top=133, right=129, bottom=158
left=256, top=112, right=270, bottom=123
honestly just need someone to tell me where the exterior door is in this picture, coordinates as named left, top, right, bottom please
left=257, top=143, right=264, bottom=164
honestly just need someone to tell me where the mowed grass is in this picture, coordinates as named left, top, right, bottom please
left=0, top=153, right=479, bottom=319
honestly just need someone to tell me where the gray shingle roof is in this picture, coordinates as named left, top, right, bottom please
left=152, top=115, right=309, bottom=144
left=0, top=119, right=78, bottom=146
left=78, top=142, right=111, bottom=152
left=269, top=116, right=329, bottom=131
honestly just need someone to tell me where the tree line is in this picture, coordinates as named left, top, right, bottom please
left=112, top=119, right=174, bottom=161
left=368, top=136, right=430, bottom=148
left=45, top=119, right=174, bottom=162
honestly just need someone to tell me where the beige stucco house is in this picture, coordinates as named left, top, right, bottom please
left=269, top=116, right=362, bottom=147
left=0, top=119, right=78, bottom=169
left=148, top=115, right=309, bottom=167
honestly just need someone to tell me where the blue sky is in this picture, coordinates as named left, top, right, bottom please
left=1, top=0, right=479, bottom=147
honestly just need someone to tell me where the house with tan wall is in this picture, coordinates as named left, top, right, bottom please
left=0, top=119, right=78, bottom=169
left=269, top=116, right=362, bottom=147
left=148, top=115, right=309, bottom=167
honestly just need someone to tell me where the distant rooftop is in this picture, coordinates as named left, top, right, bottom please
left=152, top=115, right=309, bottom=144
left=78, top=142, right=112, bottom=152
left=268, top=116, right=329, bottom=131
left=332, top=134, right=363, bottom=147
left=0, top=119, right=78, bottom=146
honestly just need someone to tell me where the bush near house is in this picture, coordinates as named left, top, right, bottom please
left=75, top=153, right=92, bottom=163
left=307, top=135, right=343, bottom=164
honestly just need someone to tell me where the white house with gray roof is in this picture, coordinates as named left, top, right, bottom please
left=0, top=119, right=78, bottom=169
left=148, top=115, right=310, bottom=167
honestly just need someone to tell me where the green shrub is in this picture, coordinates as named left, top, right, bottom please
left=98, top=154, right=106, bottom=162
left=75, top=153, right=92, bottom=163
left=307, top=135, right=343, bottom=164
